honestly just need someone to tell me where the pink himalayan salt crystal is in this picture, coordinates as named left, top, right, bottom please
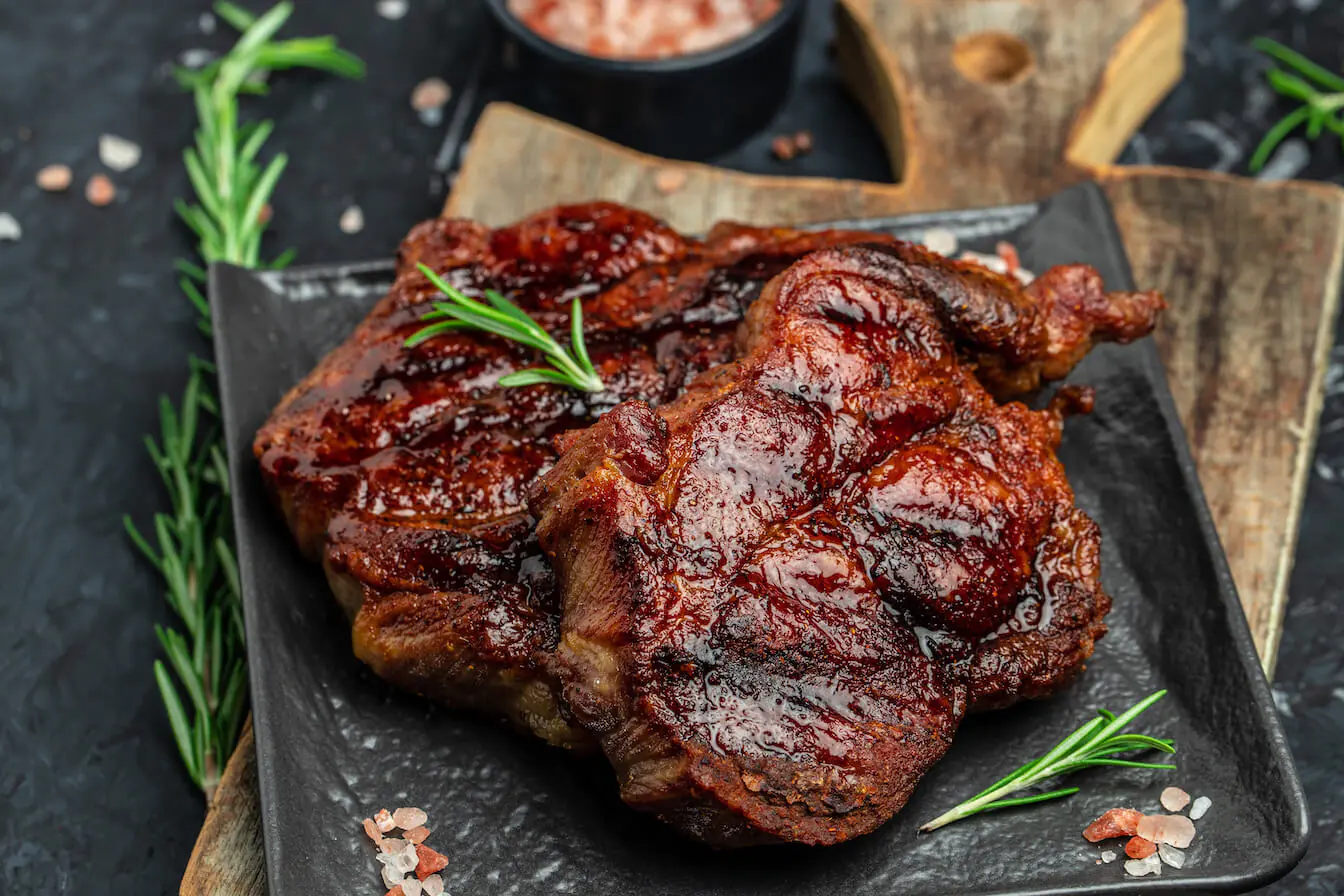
left=375, top=808, right=397, bottom=833
left=404, top=825, right=431, bottom=844
left=363, top=817, right=384, bottom=844
left=379, top=837, right=409, bottom=854
left=1083, top=808, right=1142, bottom=842
left=1137, top=813, right=1197, bottom=849
left=422, top=874, right=445, bottom=896
left=1160, top=786, right=1191, bottom=812
left=400, top=879, right=423, bottom=896
left=393, top=807, right=429, bottom=829
left=1125, top=836, right=1157, bottom=859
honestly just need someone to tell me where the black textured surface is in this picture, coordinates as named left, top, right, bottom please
left=213, top=184, right=1306, bottom=896
left=2, top=1, right=1343, bottom=894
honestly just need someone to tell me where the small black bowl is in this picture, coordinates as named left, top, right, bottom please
left=484, top=0, right=806, bottom=160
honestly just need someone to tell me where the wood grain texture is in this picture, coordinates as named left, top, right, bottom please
left=181, top=721, right=266, bottom=896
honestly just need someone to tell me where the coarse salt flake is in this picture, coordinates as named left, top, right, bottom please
left=363, top=817, right=384, bottom=844
left=36, top=164, right=73, bottom=192
left=422, top=874, right=445, bottom=896
left=380, top=837, right=409, bottom=854
left=378, top=0, right=409, bottom=19
left=375, top=808, right=397, bottom=833
left=415, top=843, right=450, bottom=880
left=411, top=78, right=452, bottom=112
left=1100, top=850, right=1117, bottom=864
left=86, top=174, right=117, bottom=207
left=1189, top=796, right=1211, bottom=820
left=400, top=878, right=423, bottom=896
left=1137, top=813, right=1196, bottom=849
left=1124, top=854, right=1162, bottom=877
left=0, top=212, right=20, bottom=242
left=393, top=807, right=428, bottom=829
left=99, top=134, right=142, bottom=172
left=340, top=205, right=365, bottom=235
left=381, top=862, right=406, bottom=888
left=1083, top=807, right=1142, bottom=842
left=404, top=825, right=431, bottom=844
left=1125, top=836, right=1157, bottom=859
left=1158, top=842, right=1186, bottom=868
left=920, top=227, right=958, bottom=257
left=1160, top=786, right=1191, bottom=812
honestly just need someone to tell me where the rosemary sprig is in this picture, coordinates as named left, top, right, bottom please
left=1249, top=37, right=1344, bottom=173
left=920, top=690, right=1176, bottom=833
left=124, top=2, right=363, bottom=802
left=408, top=263, right=606, bottom=393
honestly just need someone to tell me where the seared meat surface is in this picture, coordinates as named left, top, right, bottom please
left=255, top=202, right=1164, bottom=845
left=255, top=203, right=934, bottom=748
left=530, top=244, right=1164, bottom=845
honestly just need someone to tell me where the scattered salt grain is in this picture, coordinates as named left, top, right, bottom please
left=86, top=174, right=117, bottom=207
left=1125, top=836, right=1157, bottom=859
left=379, top=837, right=409, bottom=854
left=920, top=227, right=958, bottom=257
left=400, top=878, right=423, bottom=896
left=415, top=843, right=450, bottom=878
left=394, top=807, right=428, bottom=829
left=1160, top=786, right=1191, bottom=812
left=386, top=886, right=406, bottom=896
left=411, top=78, right=452, bottom=113
left=1124, top=854, right=1162, bottom=877
left=0, top=212, right=20, bottom=242
left=959, top=250, right=1011, bottom=275
left=653, top=167, right=688, bottom=195
left=363, top=817, right=384, bottom=844
left=375, top=808, right=397, bottom=833
left=36, top=164, right=73, bottom=192
left=381, top=861, right=406, bottom=888
left=99, top=134, right=142, bottom=172
left=340, top=205, right=365, bottom=235
left=1099, top=850, right=1117, bottom=864
left=180, top=48, right=216, bottom=69
left=378, top=0, right=410, bottom=19
left=422, top=874, right=444, bottom=896
left=396, top=841, right=421, bottom=874
left=1083, top=807, right=1142, bottom=842
left=1137, top=813, right=1196, bottom=849
left=404, top=825, right=431, bottom=844
left=1158, top=843, right=1186, bottom=869
left=794, top=130, right=814, bottom=154
left=1189, top=796, right=1211, bottom=821
left=199, top=11, right=216, bottom=34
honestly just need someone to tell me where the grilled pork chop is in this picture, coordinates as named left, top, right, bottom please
left=255, top=203, right=941, bottom=749
left=529, top=243, right=1164, bottom=846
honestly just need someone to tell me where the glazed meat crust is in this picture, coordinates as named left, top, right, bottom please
left=530, top=244, right=1163, bottom=846
left=254, top=203, right=935, bottom=748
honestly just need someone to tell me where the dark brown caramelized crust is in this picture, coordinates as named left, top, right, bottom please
left=254, top=203, right=932, bottom=748
left=530, top=244, right=1164, bottom=845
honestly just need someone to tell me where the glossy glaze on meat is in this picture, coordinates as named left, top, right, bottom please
left=255, top=204, right=936, bottom=749
left=530, top=243, right=1164, bottom=845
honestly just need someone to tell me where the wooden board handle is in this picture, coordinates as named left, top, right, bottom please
left=835, top=0, right=1187, bottom=208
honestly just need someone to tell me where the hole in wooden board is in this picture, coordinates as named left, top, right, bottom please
left=952, top=31, right=1034, bottom=85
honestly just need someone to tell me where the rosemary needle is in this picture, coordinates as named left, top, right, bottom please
left=408, top=262, right=606, bottom=394
left=1249, top=37, right=1344, bottom=173
left=920, top=690, right=1176, bottom=833
left=124, top=2, right=362, bottom=801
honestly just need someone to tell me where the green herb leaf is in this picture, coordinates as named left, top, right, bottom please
left=408, top=263, right=607, bottom=394
left=1250, top=39, right=1344, bottom=172
left=919, top=690, right=1175, bottom=833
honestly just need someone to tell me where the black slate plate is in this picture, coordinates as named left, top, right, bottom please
left=212, top=183, right=1308, bottom=896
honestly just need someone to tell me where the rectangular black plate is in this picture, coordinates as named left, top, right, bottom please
left=213, top=183, right=1308, bottom=896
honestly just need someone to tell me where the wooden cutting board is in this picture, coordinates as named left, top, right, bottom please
left=183, top=0, right=1343, bottom=891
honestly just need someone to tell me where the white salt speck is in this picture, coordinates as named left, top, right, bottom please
left=396, top=841, right=420, bottom=874
left=921, top=227, right=958, bottom=257
left=0, top=212, right=20, bottom=242
left=1160, top=786, right=1191, bottom=812
left=1255, top=139, right=1310, bottom=182
left=379, top=837, right=408, bottom=854
left=378, top=0, right=410, bottom=19
left=423, top=875, right=445, bottom=896
left=1100, top=850, right=1117, bottom=863
left=419, top=106, right=445, bottom=127
left=1125, top=854, right=1163, bottom=877
left=1272, top=688, right=1294, bottom=718
left=340, top=205, right=365, bottom=234
left=1158, top=843, right=1186, bottom=868
left=180, top=48, right=215, bottom=69
left=99, top=134, right=142, bottom=172
left=402, top=878, right=423, bottom=896
left=1189, top=796, right=1212, bottom=821
left=199, top=11, right=216, bottom=33
left=381, top=861, right=406, bottom=888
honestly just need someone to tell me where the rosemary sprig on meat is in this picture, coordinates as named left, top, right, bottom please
left=1249, top=37, right=1344, bottom=172
left=920, top=690, right=1176, bottom=833
left=123, top=1, right=362, bottom=801
left=408, top=263, right=607, bottom=393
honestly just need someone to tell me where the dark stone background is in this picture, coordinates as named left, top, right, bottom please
left=0, top=0, right=1339, bottom=893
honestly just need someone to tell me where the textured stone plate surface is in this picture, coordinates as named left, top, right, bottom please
left=212, top=184, right=1307, bottom=895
